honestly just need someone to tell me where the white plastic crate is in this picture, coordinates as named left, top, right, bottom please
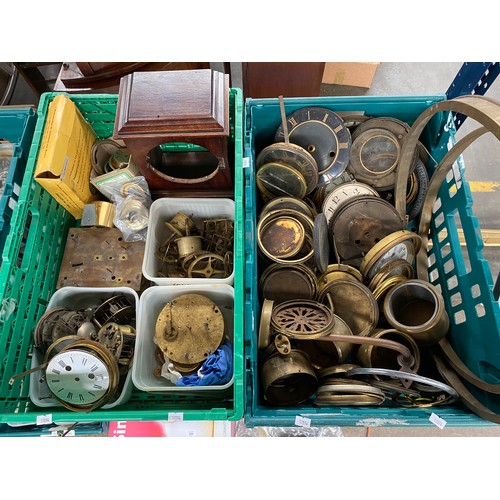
left=132, top=284, right=234, bottom=393
left=142, top=198, right=235, bottom=285
left=29, top=287, right=137, bottom=409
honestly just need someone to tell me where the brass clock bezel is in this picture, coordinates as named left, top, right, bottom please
left=256, top=142, right=319, bottom=195
left=359, top=230, right=423, bottom=280
left=256, top=161, right=308, bottom=199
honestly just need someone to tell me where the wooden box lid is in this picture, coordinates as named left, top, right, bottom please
left=113, top=69, right=229, bottom=139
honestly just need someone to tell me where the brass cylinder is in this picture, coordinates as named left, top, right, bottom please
left=261, top=349, right=317, bottom=406
left=383, top=279, right=450, bottom=346
left=175, top=235, right=203, bottom=258
left=356, top=328, right=420, bottom=373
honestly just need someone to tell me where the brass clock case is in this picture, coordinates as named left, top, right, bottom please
left=313, top=213, right=330, bottom=274
left=317, top=264, right=363, bottom=285
left=258, top=299, right=275, bottom=349
left=367, top=258, right=415, bottom=291
left=261, top=349, right=318, bottom=406
left=257, top=209, right=315, bottom=265
left=351, top=116, right=410, bottom=142
left=372, top=274, right=409, bottom=310
left=348, top=128, right=402, bottom=191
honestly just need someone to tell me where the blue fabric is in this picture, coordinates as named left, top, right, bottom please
left=176, top=340, right=233, bottom=387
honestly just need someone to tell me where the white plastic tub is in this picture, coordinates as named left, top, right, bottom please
left=132, top=284, right=234, bottom=393
left=142, top=198, right=235, bottom=285
left=29, top=287, right=138, bottom=409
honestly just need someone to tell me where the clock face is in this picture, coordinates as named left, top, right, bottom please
left=322, top=182, right=379, bottom=225
left=274, top=107, right=351, bottom=186
left=360, top=230, right=422, bottom=281
left=373, top=242, right=412, bottom=272
left=46, top=350, right=110, bottom=405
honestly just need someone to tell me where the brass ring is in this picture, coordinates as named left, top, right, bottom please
left=359, top=230, right=422, bottom=280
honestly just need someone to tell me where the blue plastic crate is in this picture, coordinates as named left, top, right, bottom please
left=0, top=107, right=36, bottom=265
left=243, top=95, right=500, bottom=427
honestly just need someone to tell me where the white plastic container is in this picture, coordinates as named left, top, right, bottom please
left=29, top=287, right=138, bottom=409
left=132, top=284, right=234, bottom=393
left=142, top=197, right=235, bottom=285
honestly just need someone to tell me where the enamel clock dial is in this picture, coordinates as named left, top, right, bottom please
left=359, top=230, right=423, bottom=281
left=45, top=350, right=111, bottom=406
left=274, top=107, right=351, bottom=186
left=321, top=181, right=380, bottom=225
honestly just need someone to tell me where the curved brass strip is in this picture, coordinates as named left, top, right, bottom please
left=433, top=353, right=500, bottom=424
left=393, top=95, right=500, bottom=421
left=395, top=95, right=500, bottom=220
left=416, top=126, right=489, bottom=280
left=438, top=338, right=500, bottom=394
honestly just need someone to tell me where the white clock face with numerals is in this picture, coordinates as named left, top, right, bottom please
left=322, top=182, right=379, bottom=224
left=46, top=350, right=110, bottom=405
left=367, top=242, right=414, bottom=281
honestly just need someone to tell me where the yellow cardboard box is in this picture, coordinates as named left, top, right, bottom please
left=34, top=94, right=98, bottom=219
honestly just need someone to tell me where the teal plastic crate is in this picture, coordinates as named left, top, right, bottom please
left=0, top=107, right=36, bottom=265
left=0, top=89, right=244, bottom=423
left=244, top=95, right=500, bottom=427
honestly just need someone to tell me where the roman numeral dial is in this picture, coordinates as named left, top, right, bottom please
left=45, top=350, right=111, bottom=406
left=274, top=106, right=352, bottom=188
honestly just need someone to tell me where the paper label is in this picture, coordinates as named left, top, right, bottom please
left=295, top=415, right=311, bottom=428
left=429, top=412, right=447, bottom=429
left=242, top=157, right=250, bottom=169
left=50, top=430, right=76, bottom=437
left=168, top=412, right=184, bottom=422
left=36, top=414, right=53, bottom=426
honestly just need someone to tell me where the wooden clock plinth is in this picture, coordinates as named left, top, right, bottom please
left=113, top=69, right=233, bottom=198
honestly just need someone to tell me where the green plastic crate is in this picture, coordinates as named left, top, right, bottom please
left=0, top=89, right=244, bottom=423
left=244, top=95, right=500, bottom=427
